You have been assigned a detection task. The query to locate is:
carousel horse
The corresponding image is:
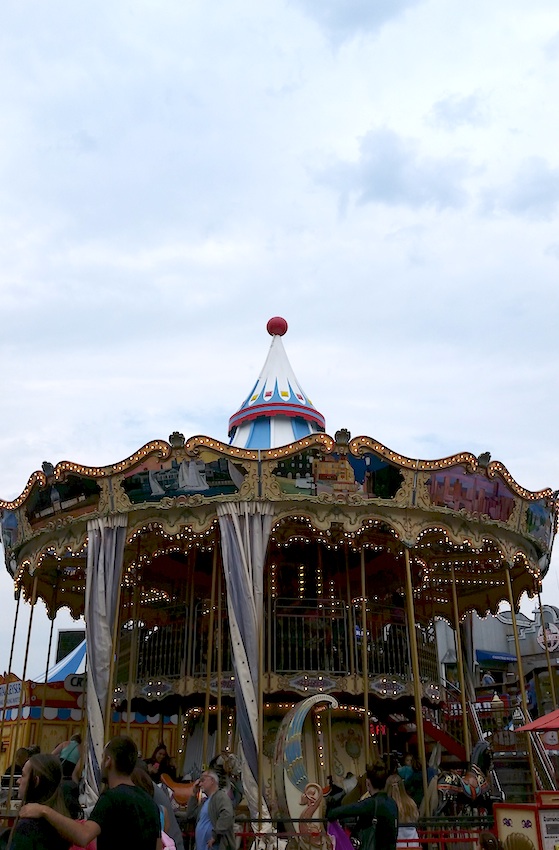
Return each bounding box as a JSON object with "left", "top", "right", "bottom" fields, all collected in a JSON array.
[
  {"left": 209, "top": 750, "right": 244, "bottom": 807},
  {"left": 435, "top": 739, "right": 493, "bottom": 816},
  {"left": 160, "top": 774, "right": 196, "bottom": 808},
  {"left": 324, "top": 773, "right": 365, "bottom": 814}
]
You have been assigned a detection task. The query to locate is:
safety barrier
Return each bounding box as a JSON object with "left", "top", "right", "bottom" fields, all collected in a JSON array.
[{"left": 179, "top": 816, "right": 494, "bottom": 850}]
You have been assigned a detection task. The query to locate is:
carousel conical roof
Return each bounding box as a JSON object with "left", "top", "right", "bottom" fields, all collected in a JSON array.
[{"left": 228, "top": 317, "right": 325, "bottom": 449}]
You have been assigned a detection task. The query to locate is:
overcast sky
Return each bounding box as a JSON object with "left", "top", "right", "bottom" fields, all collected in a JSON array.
[{"left": 1, "top": 0, "right": 559, "bottom": 678}]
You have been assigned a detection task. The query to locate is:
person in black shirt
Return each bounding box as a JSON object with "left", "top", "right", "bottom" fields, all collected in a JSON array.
[
  {"left": 20, "top": 735, "right": 161, "bottom": 850},
  {"left": 328, "top": 761, "right": 398, "bottom": 850}
]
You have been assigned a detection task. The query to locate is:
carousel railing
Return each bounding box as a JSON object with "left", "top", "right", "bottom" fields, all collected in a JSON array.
[
  {"left": 136, "top": 618, "right": 190, "bottom": 680},
  {"left": 273, "top": 598, "right": 349, "bottom": 675},
  {"left": 118, "top": 605, "right": 191, "bottom": 682},
  {"left": 512, "top": 706, "right": 556, "bottom": 791},
  {"left": 190, "top": 598, "right": 233, "bottom": 678},
  {"left": 352, "top": 602, "right": 412, "bottom": 679},
  {"left": 352, "top": 603, "right": 439, "bottom": 683},
  {"left": 128, "top": 597, "right": 440, "bottom": 683}
]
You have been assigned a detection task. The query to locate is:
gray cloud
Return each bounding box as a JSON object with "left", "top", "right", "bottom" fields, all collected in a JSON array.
[
  {"left": 292, "top": 0, "right": 423, "bottom": 43},
  {"left": 428, "top": 92, "right": 489, "bottom": 130},
  {"left": 318, "top": 128, "right": 469, "bottom": 210},
  {"left": 482, "top": 156, "right": 559, "bottom": 219}
]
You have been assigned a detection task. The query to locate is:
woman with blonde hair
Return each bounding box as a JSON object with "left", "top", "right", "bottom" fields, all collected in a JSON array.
[{"left": 385, "top": 774, "right": 419, "bottom": 847}]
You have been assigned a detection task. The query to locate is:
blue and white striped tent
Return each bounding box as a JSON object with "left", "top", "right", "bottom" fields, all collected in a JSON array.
[{"left": 33, "top": 639, "right": 86, "bottom": 683}]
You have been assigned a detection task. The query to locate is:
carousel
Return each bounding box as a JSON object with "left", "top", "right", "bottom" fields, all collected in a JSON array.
[{"left": 0, "top": 316, "right": 557, "bottom": 827}]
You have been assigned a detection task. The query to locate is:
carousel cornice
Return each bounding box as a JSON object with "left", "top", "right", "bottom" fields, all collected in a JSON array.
[
  {"left": 1, "top": 424, "right": 556, "bottom": 622},
  {"left": 2, "top": 432, "right": 555, "bottom": 512}
]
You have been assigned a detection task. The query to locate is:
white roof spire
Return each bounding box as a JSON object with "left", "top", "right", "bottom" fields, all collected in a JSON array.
[{"left": 228, "top": 317, "right": 325, "bottom": 449}]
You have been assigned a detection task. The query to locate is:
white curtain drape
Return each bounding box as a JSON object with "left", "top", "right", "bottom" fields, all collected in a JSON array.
[
  {"left": 83, "top": 514, "right": 127, "bottom": 808},
  {"left": 217, "top": 502, "right": 274, "bottom": 823}
]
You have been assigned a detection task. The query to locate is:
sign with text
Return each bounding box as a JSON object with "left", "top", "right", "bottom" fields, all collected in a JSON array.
[{"left": 0, "top": 682, "right": 22, "bottom": 708}]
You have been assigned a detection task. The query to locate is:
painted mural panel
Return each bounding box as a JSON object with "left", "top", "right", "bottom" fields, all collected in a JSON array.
[
  {"left": 273, "top": 450, "right": 403, "bottom": 499},
  {"left": 427, "top": 467, "right": 515, "bottom": 522},
  {"left": 526, "top": 499, "right": 554, "bottom": 549},
  {"left": 25, "top": 475, "right": 101, "bottom": 528},
  {"left": 121, "top": 455, "right": 246, "bottom": 503},
  {"left": 0, "top": 510, "right": 21, "bottom": 551}
]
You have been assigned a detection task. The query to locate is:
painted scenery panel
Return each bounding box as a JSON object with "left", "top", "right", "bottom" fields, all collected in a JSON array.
[
  {"left": 121, "top": 455, "right": 246, "bottom": 503},
  {"left": 427, "top": 468, "right": 515, "bottom": 522},
  {"left": 0, "top": 510, "right": 21, "bottom": 551},
  {"left": 526, "top": 499, "right": 554, "bottom": 549},
  {"left": 25, "top": 475, "right": 101, "bottom": 528},
  {"left": 273, "top": 450, "right": 403, "bottom": 499}
]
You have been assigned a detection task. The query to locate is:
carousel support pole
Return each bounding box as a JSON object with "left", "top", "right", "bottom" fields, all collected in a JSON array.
[
  {"left": 118, "top": 586, "right": 132, "bottom": 736},
  {"left": 37, "top": 596, "right": 57, "bottom": 748},
  {"left": 181, "top": 548, "right": 195, "bottom": 682},
  {"left": 450, "top": 564, "right": 471, "bottom": 760},
  {"left": 386, "top": 722, "right": 390, "bottom": 756},
  {"left": 179, "top": 557, "right": 192, "bottom": 682},
  {"left": 267, "top": 557, "right": 272, "bottom": 691},
  {"left": 505, "top": 563, "right": 537, "bottom": 797},
  {"left": 9, "top": 574, "right": 38, "bottom": 802},
  {"left": 186, "top": 555, "right": 196, "bottom": 679},
  {"left": 403, "top": 547, "right": 429, "bottom": 807},
  {"left": 0, "top": 586, "right": 22, "bottom": 767},
  {"left": 203, "top": 544, "right": 218, "bottom": 768},
  {"left": 345, "top": 545, "right": 355, "bottom": 676},
  {"left": 327, "top": 703, "right": 334, "bottom": 780},
  {"left": 257, "top": 556, "right": 265, "bottom": 826},
  {"left": 104, "top": 572, "right": 123, "bottom": 746},
  {"left": 126, "top": 582, "right": 140, "bottom": 735},
  {"left": 537, "top": 589, "right": 558, "bottom": 709},
  {"left": 217, "top": 565, "right": 223, "bottom": 754},
  {"left": 360, "top": 549, "right": 370, "bottom": 766}
]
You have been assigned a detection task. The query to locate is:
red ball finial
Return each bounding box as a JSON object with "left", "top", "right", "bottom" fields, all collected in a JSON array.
[{"left": 267, "top": 316, "right": 288, "bottom": 336}]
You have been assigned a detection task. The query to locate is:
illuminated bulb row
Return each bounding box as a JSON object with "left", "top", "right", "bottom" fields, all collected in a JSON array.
[
  {"left": 270, "top": 563, "right": 277, "bottom": 598},
  {"left": 315, "top": 711, "right": 325, "bottom": 769},
  {"left": 128, "top": 521, "right": 218, "bottom": 544}
]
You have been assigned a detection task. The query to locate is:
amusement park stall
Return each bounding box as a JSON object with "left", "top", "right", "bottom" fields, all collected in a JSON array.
[{"left": 0, "top": 317, "right": 556, "bottom": 821}]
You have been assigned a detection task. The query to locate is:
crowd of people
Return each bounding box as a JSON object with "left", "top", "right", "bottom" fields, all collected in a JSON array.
[
  {"left": 0, "top": 733, "right": 440, "bottom": 850},
  {"left": 0, "top": 736, "right": 191, "bottom": 850},
  {"left": 326, "top": 753, "right": 432, "bottom": 850}
]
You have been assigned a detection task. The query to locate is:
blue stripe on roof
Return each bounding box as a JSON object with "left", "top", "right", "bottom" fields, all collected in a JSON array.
[
  {"left": 246, "top": 418, "right": 271, "bottom": 449},
  {"left": 292, "top": 418, "right": 311, "bottom": 441}
]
